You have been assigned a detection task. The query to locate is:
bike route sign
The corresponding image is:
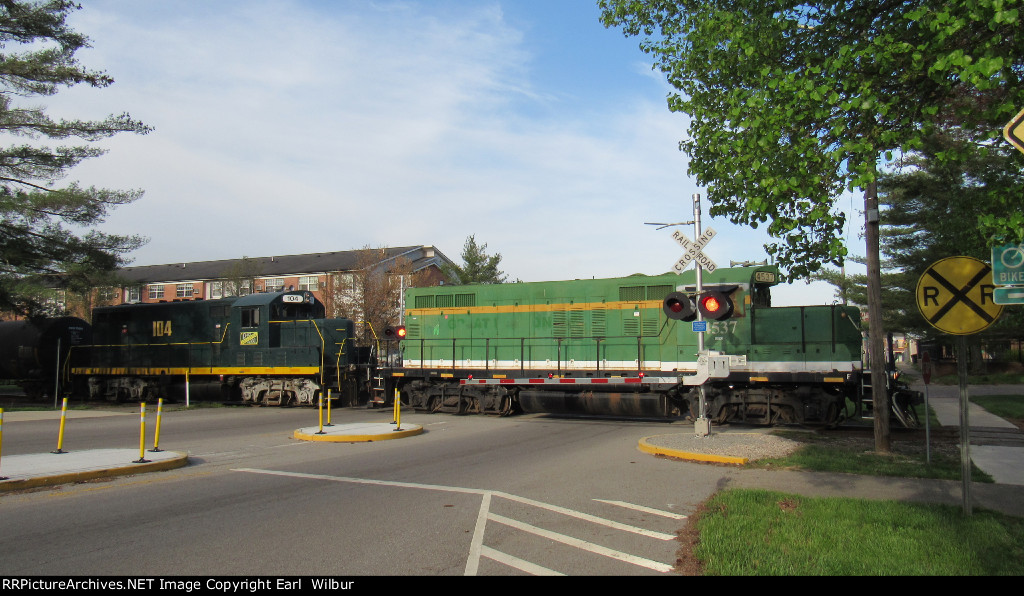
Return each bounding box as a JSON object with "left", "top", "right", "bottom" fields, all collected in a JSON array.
[
  {"left": 916, "top": 256, "right": 1003, "bottom": 335},
  {"left": 992, "top": 241, "right": 1024, "bottom": 283}
]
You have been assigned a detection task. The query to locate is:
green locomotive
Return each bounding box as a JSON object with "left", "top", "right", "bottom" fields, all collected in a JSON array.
[
  {"left": 70, "top": 290, "right": 367, "bottom": 406},
  {"left": 391, "top": 265, "right": 871, "bottom": 425}
]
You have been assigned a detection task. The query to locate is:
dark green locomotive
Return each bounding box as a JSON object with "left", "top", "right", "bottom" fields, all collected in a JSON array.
[
  {"left": 390, "top": 265, "right": 875, "bottom": 425},
  {"left": 70, "top": 290, "right": 366, "bottom": 406}
]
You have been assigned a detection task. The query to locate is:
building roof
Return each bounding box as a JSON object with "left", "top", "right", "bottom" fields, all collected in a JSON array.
[{"left": 114, "top": 246, "right": 454, "bottom": 284}]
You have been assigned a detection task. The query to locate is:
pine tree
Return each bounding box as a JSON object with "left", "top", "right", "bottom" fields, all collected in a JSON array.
[
  {"left": 442, "top": 235, "right": 507, "bottom": 285},
  {"left": 1, "top": 0, "right": 152, "bottom": 316}
]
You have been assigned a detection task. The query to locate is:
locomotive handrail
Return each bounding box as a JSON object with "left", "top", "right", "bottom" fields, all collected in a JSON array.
[{"left": 407, "top": 332, "right": 681, "bottom": 375}]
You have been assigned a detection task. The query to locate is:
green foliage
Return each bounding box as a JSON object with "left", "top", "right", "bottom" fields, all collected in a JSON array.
[
  {"left": 816, "top": 129, "right": 1024, "bottom": 340},
  {"left": 0, "top": 0, "right": 152, "bottom": 316},
  {"left": 599, "top": 0, "right": 1024, "bottom": 280},
  {"left": 442, "top": 235, "right": 507, "bottom": 285}
]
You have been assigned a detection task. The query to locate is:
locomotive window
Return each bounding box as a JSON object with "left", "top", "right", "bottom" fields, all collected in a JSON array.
[
  {"left": 751, "top": 285, "right": 772, "bottom": 308},
  {"left": 241, "top": 307, "right": 260, "bottom": 328}
]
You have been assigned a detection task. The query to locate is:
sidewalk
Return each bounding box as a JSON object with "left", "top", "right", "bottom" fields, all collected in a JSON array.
[
  {"left": 638, "top": 376, "right": 1024, "bottom": 517},
  {"left": 0, "top": 409, "right": 421, "bottom": 493}
]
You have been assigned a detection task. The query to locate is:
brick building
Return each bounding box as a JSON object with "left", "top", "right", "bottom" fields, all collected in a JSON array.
[{"left": 55, "top": 246, "right": 455, "bottom": 324}]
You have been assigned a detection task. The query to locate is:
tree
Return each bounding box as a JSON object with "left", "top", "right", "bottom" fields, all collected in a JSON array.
[
  {"left": 220, "top": 257, "right": 262, "bottom": 297},
  {"left": 818, "top": 129, "right": 1024, "bottom": 367},
  {"left": 442, "top": 235, "right": 507, "bottom": 285},
  {"left": 0, "top": 0, "right": 151, "bottom": 317},
  {"left": 325, "top": 246, "right": 432, "bottom": 342},
  {"left": 600, "top": 0, "right": 1024, "bottom": 452}
]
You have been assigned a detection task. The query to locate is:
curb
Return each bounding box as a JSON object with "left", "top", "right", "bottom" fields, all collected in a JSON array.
[
  {"left": 293, "top": 423, "right": 423, "bottom": 442},
  {"left": 0, "top": 452, "right": 189, "bottom": 493},
  {"left": 637, "top": 436, "right": 749, "bottom": 465}
]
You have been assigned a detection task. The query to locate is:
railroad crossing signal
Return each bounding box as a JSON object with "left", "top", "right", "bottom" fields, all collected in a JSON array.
[
  {"left": 383, "top": 325, "right": 406, "bottom": 340},
  {"left": 916, "top": 256, "right": 1002, "bottom": 335},
  {"left": 697, "top": 290, "right": 733, "bottom": 320},
  {"left": 671, "top": 226, "right": 718, "bottom": 273}
]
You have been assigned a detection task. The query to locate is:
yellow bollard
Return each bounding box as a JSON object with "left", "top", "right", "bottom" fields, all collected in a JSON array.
[
  {"left": 0, "top": 408, "right": 6, "bottom": 480},
  {"left": 149, "top": 398, "right": 164, "bottom": 452},
  {"left": 325, "top": 388, "right": 333, "bottom": 426},
  {"left": 315, "top": 394, "right": 325, "bottom": 434},
  {"left": 134, "top": 402, "right": 150, "bottom": 463},
  {"left": 52, "top": 397, "right": 68, "bottom": 454},
  {"left": 393, "top": 387, "right": 402, "bottom": 431}
]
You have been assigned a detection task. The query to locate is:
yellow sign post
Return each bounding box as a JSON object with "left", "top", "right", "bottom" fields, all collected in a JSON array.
[{"left": 916, "top": 256, "right": 1003, "bottom": 515}]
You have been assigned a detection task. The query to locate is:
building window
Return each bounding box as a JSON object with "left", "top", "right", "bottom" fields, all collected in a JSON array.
[
  {"left": 148, "top": 285, "right": 164, "bottom": 300},
  {"left": 299, "top": 276, "right": 319, "bottom": 291},
  {"left": 176, "top": 284, "right": 194, "bottom": 298},
  {"left": 98, "top": 287, "right": 117, "bottom": 302},
  {"left": 126, "top": 287, "right": 140, "bottom": 303},
  {"left": 44, "top": 290, "right": 66, "bottom": 314},
  {"left": 210, "top": 281, "right": 223, "bottom": 299},
  {"left": 264, "top": 278, "right": 284, "bottom": 292}
]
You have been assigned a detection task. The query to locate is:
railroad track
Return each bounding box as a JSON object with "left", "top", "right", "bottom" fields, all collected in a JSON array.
[{"left": 832, "top": 423, "right": 1024, "bottom": 447}]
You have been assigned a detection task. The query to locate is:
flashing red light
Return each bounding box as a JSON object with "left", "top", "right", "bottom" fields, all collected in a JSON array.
[
  {"left": 697, "top": 290, "right": 733, "bottom": 320},
  {"left": 701, "top": 295, "right": 722, "bottom": 313}
]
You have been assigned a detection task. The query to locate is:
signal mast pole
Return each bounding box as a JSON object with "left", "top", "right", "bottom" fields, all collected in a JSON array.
[
  {"left": 692, "top": 194, "right": 709, "bottom": 432},
  {"left": 693, "top": 193, "right": 705, "bottom": 354}
]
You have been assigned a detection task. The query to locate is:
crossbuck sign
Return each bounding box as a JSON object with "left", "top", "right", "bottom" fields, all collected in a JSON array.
[{"left": 672, "top": 227, "right": 718, "bottom": 274}]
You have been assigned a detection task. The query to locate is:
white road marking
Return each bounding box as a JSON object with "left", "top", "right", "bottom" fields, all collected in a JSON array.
[
  {"left": 593, "top": 499, "right": 688, "bottom": 520},
  {"left": 488, "top": 513, "right": 674, "bottom": 573},
  {"left": 479, "top": 545, "right": 564, "bottom": 576},
  {"left": 234, "top": 468, "right": 677, "bottom": 575},
  {"left": 464, "top": 491, "right": 491, "bottom": 576}
]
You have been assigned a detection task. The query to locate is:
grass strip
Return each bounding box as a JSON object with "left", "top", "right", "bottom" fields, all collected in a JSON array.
[{"left": 688, "top": 489, "right": 1024, "bottom": 575}]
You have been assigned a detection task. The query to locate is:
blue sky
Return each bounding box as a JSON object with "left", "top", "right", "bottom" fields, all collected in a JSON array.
[{"left": 49, "top": 0, "right": 852, "bottom": 305}]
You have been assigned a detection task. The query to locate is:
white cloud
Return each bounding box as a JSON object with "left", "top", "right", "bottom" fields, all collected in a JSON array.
[{"left": 34, "top": 0, "right": 847, "bottom": 305}]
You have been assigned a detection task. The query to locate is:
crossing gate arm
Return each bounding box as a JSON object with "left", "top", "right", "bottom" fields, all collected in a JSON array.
[{"left": 677, "top": 352, "right": 731, "bottom": 386}]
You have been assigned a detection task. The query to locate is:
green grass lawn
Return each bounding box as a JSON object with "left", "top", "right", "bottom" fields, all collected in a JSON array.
[
  {"left": 680, "top": 401, "right": 1022, "bottom": 575},
  {"left": 685, "top": 489, "right": 1024, "bottom": 575}
]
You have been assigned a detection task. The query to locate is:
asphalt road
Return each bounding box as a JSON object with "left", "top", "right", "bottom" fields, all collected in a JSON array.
[{"left": 0, "top": 404, "right": 730, "bottom": 576}]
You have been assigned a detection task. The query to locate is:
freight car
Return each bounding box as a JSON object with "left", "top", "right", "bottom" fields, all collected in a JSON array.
[
  {"left": 66, "top": 290, "right": 371, "bottom": 407},
  {"left": 385, "top": 265, "right": 920, "bottom": 427},
  {"left": 0, "top": 316, "right": 91, "bottom": 400}
]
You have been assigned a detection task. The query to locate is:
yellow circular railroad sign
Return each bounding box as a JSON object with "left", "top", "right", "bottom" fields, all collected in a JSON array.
[{"left": 916, "top": 256, "right": 1003, "bottom": 335}]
